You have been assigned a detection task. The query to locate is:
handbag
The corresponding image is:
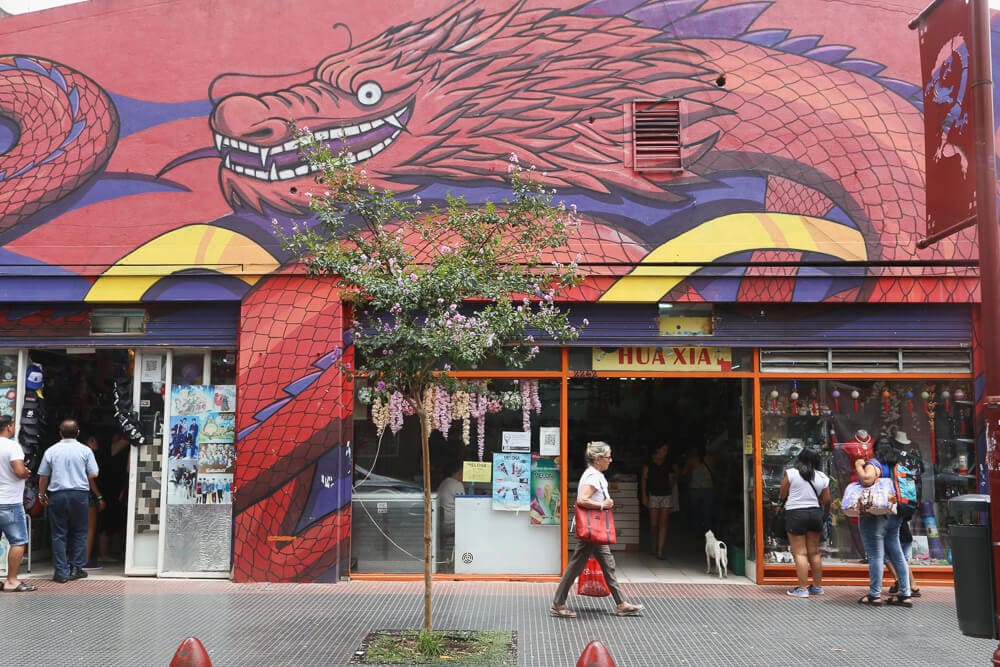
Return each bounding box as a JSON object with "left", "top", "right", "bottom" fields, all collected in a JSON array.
[
  {"left": 574, "top": 503, "right": 617, "bottom": 545},
  {"left": 577, "top": 557, "right": 611, "bottom": 597},
  {"left": 841, "top": 477, "right": 897, "bottom": 517}
]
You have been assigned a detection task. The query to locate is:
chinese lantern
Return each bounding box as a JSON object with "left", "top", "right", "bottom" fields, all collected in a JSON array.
[
  {"left": 941, "top": 389, "right": 951, "bottom": 412},
  {"left": 881, "top": 388, "right": 890, "bottom": 412},
  {"left": 905, "top": 389, "right": 914, "bottom": 413},
  {"left": 769, "top": 389, "right": 779, "bottom": 413},
  {"left": 851, "top": 389, "right": 860, "bottom": 412},
  {"left": 832, "top": 389, "right": 840, "bottom": 412},
  {"left": 790, "top": 390, "right": 799, "bottom": 415}
]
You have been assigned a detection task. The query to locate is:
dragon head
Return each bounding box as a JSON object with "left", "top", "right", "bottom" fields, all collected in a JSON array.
[{"left": 209, "top": 1, "right": 725, "bottom": 214}]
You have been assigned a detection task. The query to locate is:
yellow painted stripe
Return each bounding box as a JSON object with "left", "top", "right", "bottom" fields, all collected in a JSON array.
[
  {"left": 86, "top": 225, "right": 280, "bottom": 302},
  {"left": 599, "top": 213, "right": 868, "bottom": 303}
]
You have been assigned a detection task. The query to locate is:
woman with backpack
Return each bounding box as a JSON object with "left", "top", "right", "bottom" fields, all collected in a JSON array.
[
  {"left": 855, "top": 442, "right": 913, "bottom": 607},
  {"left": 882, "top": 435, "right": 922, "bottom": 598},
  {"left": 778, "top": 448, "right": 831, "bottom": 598}
]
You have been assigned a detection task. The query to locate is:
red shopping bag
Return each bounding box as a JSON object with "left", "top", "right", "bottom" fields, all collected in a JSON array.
[{"left": 577, "top": 557, "right": 611, "bottom": 597}]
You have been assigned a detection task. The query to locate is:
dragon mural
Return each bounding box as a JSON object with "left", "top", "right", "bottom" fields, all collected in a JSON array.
[{"left": 0, "top": 0, "right": 990, "bottom": 580}]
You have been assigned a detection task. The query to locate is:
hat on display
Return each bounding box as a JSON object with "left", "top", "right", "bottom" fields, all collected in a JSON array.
[
  {"left": 25, "top": 362, "right": 43, "bottom": 390},
  {"left": 20, "top": 407, "right": 38, "bottom": 426},
  {"left": 894, "top": 431, "right": 912, "bottom": 446}
]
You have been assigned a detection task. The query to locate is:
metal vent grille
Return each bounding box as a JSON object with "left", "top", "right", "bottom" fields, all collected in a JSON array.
[
  {"left": 633, "top": 100, "right": 682, "bottom": 171},
  {"left": 760, "top": 348, "right": 971, "bottom": 374}
]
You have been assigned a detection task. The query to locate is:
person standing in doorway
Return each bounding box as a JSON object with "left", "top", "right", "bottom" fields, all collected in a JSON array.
[
  {"left": 683, "top": 449, "right": 716, "bottom": 535},
  {"left": 551, "top": 441, "right": 644, "bottom": 618},
  {"left": 0, "top": 414, "right": 36, "bottom": 592},
  {"left": 38, "top": 419, "right": 103, "bottom": 583},
  {"left": 641, "top": 442, "right": 677, "bottom": 560}
]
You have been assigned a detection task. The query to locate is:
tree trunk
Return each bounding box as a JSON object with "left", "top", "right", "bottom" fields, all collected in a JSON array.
[{"left": 418, "top": 405, "right": 433, "bottom": 632}]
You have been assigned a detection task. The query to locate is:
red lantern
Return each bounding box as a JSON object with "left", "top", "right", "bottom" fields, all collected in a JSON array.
[
  {"left": 881, "top": 388, "right": 890, "bottom": 412},
  {"left": 851, "top": 390, "right": 860, "bottom": 412}
]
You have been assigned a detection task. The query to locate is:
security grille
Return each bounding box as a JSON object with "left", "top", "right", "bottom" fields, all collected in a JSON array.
[{"left": 760, "top": 348, "right": 971, "bottom": 374}]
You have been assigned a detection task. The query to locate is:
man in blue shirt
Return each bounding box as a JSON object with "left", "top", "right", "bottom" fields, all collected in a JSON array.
[{"left": 38, "top": 419, "right": 103, "bottom": 583}]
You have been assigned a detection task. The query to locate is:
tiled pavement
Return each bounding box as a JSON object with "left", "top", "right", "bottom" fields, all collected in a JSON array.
[{"left": 2, "top": 577, "right": 996, "bottom": 666}]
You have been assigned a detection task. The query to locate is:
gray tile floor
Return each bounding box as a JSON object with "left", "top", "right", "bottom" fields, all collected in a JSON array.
[{"left": 1, "top": 575, "right": 995, "bottom": 666}]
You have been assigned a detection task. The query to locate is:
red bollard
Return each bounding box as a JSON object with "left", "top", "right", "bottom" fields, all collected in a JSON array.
[
  {"left": 169, "top": 637, "right": 213, "bottom": 667},
  {"left": 576, "top": 640, "right": 617, "bottom": 667}
]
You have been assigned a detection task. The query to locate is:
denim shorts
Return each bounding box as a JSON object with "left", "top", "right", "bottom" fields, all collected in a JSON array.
[{"left": 0, "top": 502, "right": 29, "bottom": 546}]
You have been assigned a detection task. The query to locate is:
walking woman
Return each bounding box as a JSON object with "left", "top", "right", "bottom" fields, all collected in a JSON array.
[
  {"left": 551, "top": 441, "right": 644, "bottom": 618},
  {"left": 641, "top": 442, "right": 677, "bottom": 560},
  {"left": 855, "top": 444, "right": 912, "bottom": 606},
  {"left": 779, "top": 448, "right": 831, "bottom": 597}
]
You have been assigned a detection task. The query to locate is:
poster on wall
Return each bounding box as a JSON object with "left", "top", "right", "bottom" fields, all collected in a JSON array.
[
  {"left": 171, "top": 385, "right": 212, "bottom": 415},
  {"left": 200, "top": 412, "right": 235, "bottom": 443},
  {"left": 212, "top": 385, "right": 236, "bottom": 413},
  {"left": 168, "top": 415, "right": 202, "bottom": 460},
  {"left": 196, "top": 473, "right": 233, "bottom": 505},
  {"left": 167, "top": 459, "right": 198, "bottom": 505},
  {"left": 198, "top": 443, "right": 235, "bottom": 474},
  {"left": 492, "top": 453, "right": 530, "bottom": 512},
  {"left": 463, "top": 461, "right": 492, "bottom": 483},
  {"left": 530, "top": 457, "right": 561, "bottom": 526}
]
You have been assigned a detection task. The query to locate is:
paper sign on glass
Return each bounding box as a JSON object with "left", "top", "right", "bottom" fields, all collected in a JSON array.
[
  {"left": 501, "top": 430, "right": 531, "bottom": 453},
  {"left": 463, "top": 461, "right": 492, "bottom": 483},
  {"left": 492, "top": 453, "right": 530, "bottom": 512},
  {"left": 539, "top": 427, "right": 560, "bottom": 456}
]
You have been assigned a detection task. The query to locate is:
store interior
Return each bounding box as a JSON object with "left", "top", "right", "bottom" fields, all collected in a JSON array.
[
  {"left": 566, "top": 378, "right": 746, "bottom": 581},
  {"left": 17, "top": 349, "right": 134, "bottom": 574}
]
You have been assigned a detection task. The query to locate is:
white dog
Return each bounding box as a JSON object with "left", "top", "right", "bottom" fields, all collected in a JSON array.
[{"left": 705, "top": 530, "right": 728, "bottom": 578}]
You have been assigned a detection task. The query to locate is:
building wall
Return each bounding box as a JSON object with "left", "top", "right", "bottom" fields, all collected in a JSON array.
[{"left": 0, "top": 0, "right": 992, "bottom": 580}]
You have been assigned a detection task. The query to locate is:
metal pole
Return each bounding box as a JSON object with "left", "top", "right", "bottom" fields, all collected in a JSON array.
[{"left": 968, "top": 0, "right": 1000, "bottom": 653}]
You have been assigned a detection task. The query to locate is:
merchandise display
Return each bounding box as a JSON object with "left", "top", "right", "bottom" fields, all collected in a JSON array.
[{"left": 761, "top": 379, "right": 974, "bottom": 567}]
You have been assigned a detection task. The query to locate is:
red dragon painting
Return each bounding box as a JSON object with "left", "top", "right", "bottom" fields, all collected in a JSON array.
[{"left": 0, "top": 0, "right": 989, "bottom": 581}]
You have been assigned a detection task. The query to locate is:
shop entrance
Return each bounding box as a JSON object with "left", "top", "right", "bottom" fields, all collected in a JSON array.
[
  {"left": 567, "top": 377, "right": 746, "bottom": 580},
  {"left": 25, "top": 349, "right": 133, "bottom": 572}
]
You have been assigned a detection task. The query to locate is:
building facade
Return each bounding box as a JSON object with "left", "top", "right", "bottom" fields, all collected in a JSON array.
[{"left": 0, "top": 0, "right": 991, "bottom": 585}]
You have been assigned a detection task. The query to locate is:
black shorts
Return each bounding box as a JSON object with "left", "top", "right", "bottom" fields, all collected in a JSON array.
[{"left": 785, "top": 507, "right": 824, "bottom": 535}]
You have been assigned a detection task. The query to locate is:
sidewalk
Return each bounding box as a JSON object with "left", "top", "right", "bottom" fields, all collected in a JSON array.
[{"left": 1, "top": 577, "right": 994, "bottom": 666}]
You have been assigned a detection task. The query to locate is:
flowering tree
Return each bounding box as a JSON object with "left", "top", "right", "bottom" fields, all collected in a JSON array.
[{"left": 278, "top": 133, "right": 583, "bottom": 632}]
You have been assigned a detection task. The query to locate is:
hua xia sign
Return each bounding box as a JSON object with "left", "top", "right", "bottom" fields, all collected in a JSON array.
[{"left": 592, "top": 346, "right": 732, "bottom": 372}]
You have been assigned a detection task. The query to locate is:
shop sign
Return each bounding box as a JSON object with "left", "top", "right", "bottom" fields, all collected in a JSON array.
[{"left": 592, "top": 346, "right": 732, "bottom": 372}]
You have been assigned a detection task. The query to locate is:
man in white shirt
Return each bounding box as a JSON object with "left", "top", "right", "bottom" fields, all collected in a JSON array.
[
  {"left": 0, "top": 414, "right": 35, "bottom": 591},
  {"left": 38, "top": 419, "right": 102, "bottom": 583}
]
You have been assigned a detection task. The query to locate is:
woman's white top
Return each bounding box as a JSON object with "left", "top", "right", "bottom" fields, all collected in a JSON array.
[
  {"left": 578, "top": 465, "right": 609, "bottom": 502},
  {"left": 784, "top": 468, "right": 829, "bottom": 510}
]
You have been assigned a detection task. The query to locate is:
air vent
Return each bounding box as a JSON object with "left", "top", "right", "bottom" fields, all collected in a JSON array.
[
  {"left": 633, "top": 100, "right": 682, "bottom": 171},
  {"left": 761, "top": 348, "right": 971, "bottom": 374}
]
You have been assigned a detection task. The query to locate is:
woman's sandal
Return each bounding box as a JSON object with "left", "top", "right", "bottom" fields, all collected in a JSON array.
[
  {"left": 889, "top": 584, "right": 921, "bottom": 597},
  {"left": 887, "top": 595, "right": 914, "bottom": 608},
  {"left": 857, "top": 594, "right": 883, "bottom": 606}
]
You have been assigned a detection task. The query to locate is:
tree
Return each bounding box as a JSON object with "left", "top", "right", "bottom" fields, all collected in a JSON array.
[{"left": 278, "top": 132, "right": 583, "bottom": 632}]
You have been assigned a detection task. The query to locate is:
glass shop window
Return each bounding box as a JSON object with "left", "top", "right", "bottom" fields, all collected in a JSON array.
[
  {"left": 761, "top": 379, "right": 974, "bottom": 568},
  {"left": 351, "top": 379, "right": 563, "bottom": 575}
]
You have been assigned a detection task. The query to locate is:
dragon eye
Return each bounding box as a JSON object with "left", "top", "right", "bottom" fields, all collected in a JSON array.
[{"left": 356, "top": 81, "right": 383, "bottom": 106}]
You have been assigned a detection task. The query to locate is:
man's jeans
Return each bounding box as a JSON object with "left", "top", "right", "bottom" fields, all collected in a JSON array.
[{"left": 48, "top": 490, "right": 88, "bottom": 579}]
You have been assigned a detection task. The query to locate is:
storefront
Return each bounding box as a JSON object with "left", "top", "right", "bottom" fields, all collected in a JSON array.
[
  {"left": 348, "top": 303, "right": 975, "bottom": 586},
  {"left": 0, "top": 304, "right": 238, "bottom": 579}
]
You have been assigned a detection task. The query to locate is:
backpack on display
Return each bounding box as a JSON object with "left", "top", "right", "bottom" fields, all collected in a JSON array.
[{"left": 892, "top": 463, "right": 919, "bottom": 520}]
